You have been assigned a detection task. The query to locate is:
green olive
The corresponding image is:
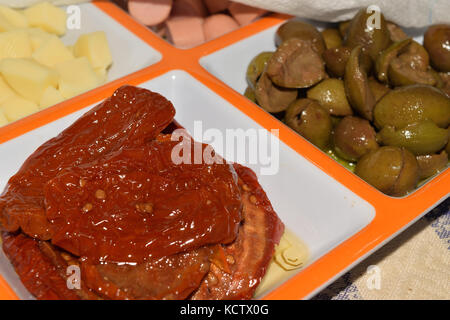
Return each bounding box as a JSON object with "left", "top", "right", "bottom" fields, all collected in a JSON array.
[
  {"left": 323, "top": 47, "right": 351, "bottom": 78},
  {"left": 344, "top": 8, "right": 391, "bottom": 61},
  {"left": 373, "top": 85, "right": 450, "bottom": 129},
  {"left": 275, "top": 20, "right": 326, "bottom": 55},
  {"left": 284, "top": 98, "right": 332, "bottom": 149},
  {"left": 386, "top": 22, "right": 409, "bottom": 42},
  {"left": 339, "top": 21, "right": 350, "bottom": 38},
  {"left": 330, "top": 115, "right": 342, "bottom": 128},
  {"left": 244, "top": 86, "right": 256, "bottom": 102},
  {"left": 368, "top": 77, "right": 390, "bottom": 102},
  {"left": 355, "top": 146, "right": 419, "bottom": 196},
  {"left": 333, "top": 116, "right": 379, "bottom": 161},
  {"left": 246, "top": 52, "right": 273, "bottom": 89},
  {"left": 323, "top": 46, "right": 371, "bottom": 78},
  {"left": 416, "top": 151, "right": 448, "bottom": 179},
  {"left": 377, "top": 120, "right": 449, "bottom": 155},
  {"left": 307, "top": 78, "right": 352, "bottom": 116},
  {"left": 424, "top": 24, "right": 450, "bottom": 72},
  {"left": 255, "top": 72, "right": 298, "bottom": 113},
  {"left": 388, "top": 41, "right": 436, "bottom": 86},
  {"left": 430, "top": 68, "right": 445, "bottom": 89},
  {"left": 439, "top": 72, "right": 450, "bottom": 97},
  {"left": 375, "top": 38, "right": 412, "bottom": 83},
  {"left": 344, "top": 45, "right": 376, "bottom": 121},
  {"left": 266, "top": 38, "right": 325, "bottom": 88},
  {"left": 321, "top": 28, "right": 343, "bottom": 49}
]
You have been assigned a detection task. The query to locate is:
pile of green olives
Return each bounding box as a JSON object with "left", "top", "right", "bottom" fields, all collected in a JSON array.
[{"left": 245, "top": 8, "right": 450, "bottom": 196}]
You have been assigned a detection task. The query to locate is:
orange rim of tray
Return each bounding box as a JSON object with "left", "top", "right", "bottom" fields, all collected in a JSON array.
[{"left": 0, "top": 1, "right": 448, "bottom": 300}]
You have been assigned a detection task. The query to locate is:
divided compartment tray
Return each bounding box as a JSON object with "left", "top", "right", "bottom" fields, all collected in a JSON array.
[{"left": 0, "top": 2, "right": 448, "bottom": 300}]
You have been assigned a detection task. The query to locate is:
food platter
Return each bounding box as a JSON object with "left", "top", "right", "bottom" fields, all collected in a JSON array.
[{"left": 0, "top": 1, "right": 448, "bottom": 300}]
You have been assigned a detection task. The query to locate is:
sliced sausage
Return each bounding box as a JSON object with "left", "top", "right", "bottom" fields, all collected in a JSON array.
[
  {"left": 203, "top": 14, "right": 239, "bottom": 41},
  {"left": 166, "top": 16, "right": 205, "bottom": 48},
  {"left": 128, "top": 0, "right": 173, "bottom": 26},
  {"left": 228, "top": 2, "right": 266, "bottom": 26}
]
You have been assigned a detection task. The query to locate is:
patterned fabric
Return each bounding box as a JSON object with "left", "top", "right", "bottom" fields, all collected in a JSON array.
[{"left": 315, "top": 197, "right": 450, "bottom": 300}]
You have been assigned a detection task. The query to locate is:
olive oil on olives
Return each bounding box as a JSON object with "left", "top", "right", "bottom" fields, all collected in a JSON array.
[
  {"left": 424, "top": 24, "right": 450, "bottom": 72},
  {"left": 275, "top": 20, "right": 326, "bottom": 55},
  {"left": 307, "top": 79, "right": 353, "bottom": 116},
  {"left": 375, "top": 38, "right": 412, "bottom": 83},
  {"left": 266, "top": 38, "right": 325, "bottom": 88},
  {"left": 374, "top": 85, "right": 450, "bottom": 129},
  {"left": 255, "top": 73, "right": 298, "bottom": 113},
  {"left": 321, "top": 28, "right": 342, "bottom": 49},
  {"left": 344, "top": 46, "right": 376, "bottom": 121},
  {"left": 355, "top": 146, "right": 419, "bottom": 196},
  {"left": 388, "top": 41, "right": 436, "bottom": 86},
  {"left": 386, "top": 22, "right": 409, "bottom": 42},
  {"left": 333, "top": 116, "right": 379, "bottom": 161},
  {"left": 344, "top": 8, "right": 391, "bottom": 61},
  {"left": 244, "top": 86, "right": 257, "bottom": 102},
  {"left": 368, "top": 77, "right": 390, "bottom": 102},
  {"left": 246, "top": 51, "right": 273, "bottom": 89},
  {"left": 378, "top": 120, "right": 449, "bottom": 155},
  {"left": 244, "top": 14, "right": 450, "bottom": 197},
  {"left": 323, "top": 46, "right": 351, "bottom": 78},
  {"left": 284, "top": 99, "right": 332, "bottom": 149},
  {"left": 416, "top": 151, "right": 448, "bottom": 180}
]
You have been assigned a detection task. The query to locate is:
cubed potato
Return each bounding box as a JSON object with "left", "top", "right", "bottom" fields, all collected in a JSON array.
[
  {"left": 94, "top": 67, "right": 107, "bottom": 83},
  {"left": 32, "top": 35, "right": 74, "bottom": 67},
  {"left": 39, "top": 86, "right": 64, "bottom": 109},
  {"left": 0, "top": 6, "right": 28, "bottom": 28},
  {"left": 24, "top": 2, "right": 67, "bottom": 36},
  {"left": 0, "top": 75, "right": 17, "bottom": 105},
  {"left": 55, "top": 57, "right": 101, "bottom": 99},
  {"left": 0, "top": 95, "right": 39, "bottom": 122},
  {"left": 0, "top": 109, "right": 8, "bottom": 126},
  {"left": 0, "top": 13, "right": 14, "bottom": 32},
  {"left": 0, "top": 30, "right": 32, "bottom": 59},
  {"left": 73, "top": 31, "right": 112, "bottom": 70},
  {"left": 0, "top": 58, "right": 58, "bottom": 104},
  {"left": 27, "top": 27, "right": 52, "bottom": 52}
]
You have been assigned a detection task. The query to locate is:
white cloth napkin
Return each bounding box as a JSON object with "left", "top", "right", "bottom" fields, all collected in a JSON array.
[
  {"left": 234, "top": 0, "right": 450, "bottom": 28},
  {"left": 0, "top": 0, "right": 89, "bottom": 8}
]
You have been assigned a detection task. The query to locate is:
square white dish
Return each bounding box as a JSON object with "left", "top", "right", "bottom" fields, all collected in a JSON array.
[
  {"left": 61, "top": 2, "right": 161, "bottom": 83},
  {"left": 0, "top": 70, "right": 375, "bottom": 299}
]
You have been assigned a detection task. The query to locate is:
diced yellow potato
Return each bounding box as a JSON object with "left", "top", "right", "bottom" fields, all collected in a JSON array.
[
  {"left": 0, "top": 6, "right": 28, "bottom": 28},
  {"left": 39, "top": 86, "right": 64, "bottom": 109},
  {"left": 27, "top": 27, "right": 52, "bottom": 52},
  {"left": 73, "top": 31, "right": 112, "bottom": 70},
  {"left": 0, "top": 109, "right": 8, "bottom": 126},
  {"left": 0, "top": 12, "right": 15, "bottom": 32},
  {"left": 55, "top": 57, "right": 101, "bottom": 99},
  {"left": 32, "top": 35, "right": 74, "bottom": 67},
  {"left": 0, "top": 95, "right": 39, "bottom": 122},
  {"left": 0, "top": 75, "right": 17, "bottom": 105},
  {"left": 24, "top": 2, "right": 67, "bottom": 36},
  {"left": 0, "top": 58, "right": 58, "bottom": 104},
  {"left": 94, "top": 67, "right": 107, "bottom": 83},
  {"left": 0, "top": 29, "right": 32, "bottom": 59}
]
